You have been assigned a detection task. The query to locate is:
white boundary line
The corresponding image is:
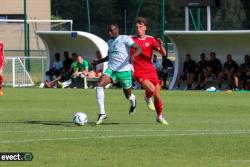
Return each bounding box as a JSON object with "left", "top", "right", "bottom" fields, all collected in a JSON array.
[
  {"left": 231, "top": 160, "right": 250, "bottom": 163},
  {"left": 0, "top": 131, "right": 250, "bottom": 144},
  {"left": 0, "top": 129, "right": 249, "bottom": 133}
]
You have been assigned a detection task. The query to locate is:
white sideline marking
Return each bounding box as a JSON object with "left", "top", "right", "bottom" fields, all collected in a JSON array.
[
  {"left": 0, "top": 131, "right": 250, "bottom": 144},
  {"left": 0, "top": 129, "right": 249, "bottom": 133},
  {"left": 231, "top": 160, "right": 250, "bottom": 163}
]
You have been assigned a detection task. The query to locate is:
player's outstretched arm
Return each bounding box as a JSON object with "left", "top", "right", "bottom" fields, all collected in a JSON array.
[{"left": 92, "top": 56, "right": 109, "bottom": 65}]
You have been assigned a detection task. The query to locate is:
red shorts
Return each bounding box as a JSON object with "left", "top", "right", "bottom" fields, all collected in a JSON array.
[{"left": 133, "top": 69, "right": 161, "bottom": 86}]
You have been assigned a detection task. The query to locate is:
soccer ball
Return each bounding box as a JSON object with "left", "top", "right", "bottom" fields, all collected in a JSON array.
[{"left": 73, "top": 112, "right": 88, "bottom": 125}]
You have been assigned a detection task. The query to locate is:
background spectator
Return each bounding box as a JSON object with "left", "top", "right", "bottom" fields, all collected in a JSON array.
[
  {"left": 92, "top": 50, "right": 104, "bottom": 77},
  {"left": 45, "top": 53, "right": 63, "bottom": 81},
  {"left": 176, "top": 54, "right": 196, "bottom": 90},
  {"left": 204, "top": 52, "right": 222, "bottom": 88},
  {"left": 238, "top": 54, "right": 250, "bottom": 90},
  {"left": 161, "top": 56, "right": 173, "bottom": 89},
  {"left": 218, "top": 54, "right": 239, "bottom": 89},
  {"left": 63, "top": 51, "right": 73, "bottom": 72},
  {"left": 196, "top": 53, "right": 208, "bottom": 90},
  {"left": 153, "top": 54, "right": 163, "bottom": 79}
]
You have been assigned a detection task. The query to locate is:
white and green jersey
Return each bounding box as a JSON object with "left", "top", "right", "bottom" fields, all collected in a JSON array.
[{"left": 107, "top": 35, "right": 135, "bottom": 71}]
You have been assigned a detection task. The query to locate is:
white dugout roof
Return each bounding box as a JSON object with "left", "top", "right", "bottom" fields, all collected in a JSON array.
[
  {"left": 36, "top": 31, "right": 108, "bottom": 71},
  {"left": 165, "top": 30, "right": 250, "bottom": 89}
]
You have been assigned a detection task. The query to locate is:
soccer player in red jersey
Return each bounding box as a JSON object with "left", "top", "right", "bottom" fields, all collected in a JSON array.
[
  {"left": 0, "top": 41, "right": 6, "bottom": 96},
  {"left": 130, "top": 17, "right": 168, "bottom": 125}
]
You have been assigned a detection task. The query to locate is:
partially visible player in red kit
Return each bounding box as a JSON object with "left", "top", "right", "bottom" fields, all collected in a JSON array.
[
  {"left": 0, "top": 41, "right": 5, "bottom": 96},
  {"left": 130, "top": 17, "right": 168, "bottom": 125}
]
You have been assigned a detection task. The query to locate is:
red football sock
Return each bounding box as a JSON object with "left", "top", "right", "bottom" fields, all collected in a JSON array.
[
  {"left": 154, "top": 98, "right": 163, "bottom": 116},
  {"left": 145, "top": 89, "right": 153, "bottom": 98}
]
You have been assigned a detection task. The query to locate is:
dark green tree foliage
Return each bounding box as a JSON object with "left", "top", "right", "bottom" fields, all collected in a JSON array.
[
  {"left": 52, "top": 0, "right": 86, "bottom": 30},
  {"left": 52, "top": 0, "right": 249, "bottom": 38},
  {"left": 213, "top": 0, "right": 246, "bottom": 30}
]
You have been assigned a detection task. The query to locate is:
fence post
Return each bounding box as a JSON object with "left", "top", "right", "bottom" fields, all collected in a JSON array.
[{"left": 12, "top": 58, "right": 16, "bottom": 87}]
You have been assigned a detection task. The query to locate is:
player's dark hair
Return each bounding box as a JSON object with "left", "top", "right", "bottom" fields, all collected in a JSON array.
[
  {"left": 135, "top": 17, "right": 148, "bottom": 26},
  {"left": 107, "top": 24, "right": 119, "bottom": 31}
]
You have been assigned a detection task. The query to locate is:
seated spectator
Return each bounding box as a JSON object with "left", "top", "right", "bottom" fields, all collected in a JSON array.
[
  {"left": 44, "top": 52, "right": 75, "bottom": 88},
  {"left": 196, "top": 53, "right": 208, "bottom": 90},
  {"left": 204, "top": 52, "right": 222, "bottom": 88},
  {"left": 237, "top": 54, "right": 250, "bottom": 90},
  {"left": 161, "top": 56, "right": 173, "bottom": 89},
  {"left": 247, "top": 68, "right": 250, "bottom": 90},
  {"left": 91, "top": 50, "right": 104, "bottom": 78},
  {"left": 45, "top": 53, "right": 63, "bottom": 81},
  {"left": 176, "top": 54, "right": 196, "bottom": 90},
  {"left": 44, "top": 69, "right": 73, "bottom": 88},
  {"left": 218, "top": 54, "right": 239, "bottom": 90},
  {"left": 153, "top": 54, "right": 163, "bottom": 79},
  {"left": 63, "top": 51, "right": 74, "bottom": 72},
  {"left": 71, "top": 54, "right": 91, "bottom": 87}
]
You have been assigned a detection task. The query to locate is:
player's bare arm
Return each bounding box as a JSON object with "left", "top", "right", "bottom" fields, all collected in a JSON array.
[
  {"left": 93, "top": 55, "right": 109, "bottom": 65},
  {"left": 155, "top": 38, "right": 167, "bottom": 57}
]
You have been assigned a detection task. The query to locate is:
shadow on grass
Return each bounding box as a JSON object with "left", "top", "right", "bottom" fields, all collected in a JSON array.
[
  {"left": 0, "top": 120, "right": 154, "bottom": 127},
  {"left": 24, "top": 121, "right": 121, "bottom": 127}
]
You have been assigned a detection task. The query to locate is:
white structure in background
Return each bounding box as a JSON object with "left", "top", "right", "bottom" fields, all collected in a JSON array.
[
  {"left": 37, "top": 31, "right": 108, "bottom": 72},
  {"left": 3, "top": 57, "right": 34, "bottom": 87},
  {"left": 165, "top": 30, "right": 250, "bottom": 90},
  {"left": 37, "top": 31, "right": 109, "bottom": 88}
]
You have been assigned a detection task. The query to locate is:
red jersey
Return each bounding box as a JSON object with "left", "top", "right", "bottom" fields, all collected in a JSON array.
[
  {"left": 130, "top": 35, "right": 162, "bottom": 85},
  {"left": 0, "top": 42, "right": 3, "bottom": 66},
  {"left": 130, "top": 35, "right": 160, "bottom": 72}
]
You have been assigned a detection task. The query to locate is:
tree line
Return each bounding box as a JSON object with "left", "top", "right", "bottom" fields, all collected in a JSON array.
[{"left": 52, "top": 0, "right": 249, "bottom": 39}]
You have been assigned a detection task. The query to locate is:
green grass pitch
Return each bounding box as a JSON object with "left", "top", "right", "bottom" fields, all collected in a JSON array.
[{"left": 0, "top": 88, "right": 250, "bottom": 167}]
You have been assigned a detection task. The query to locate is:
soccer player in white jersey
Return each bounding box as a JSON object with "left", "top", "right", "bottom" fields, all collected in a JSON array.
[{"left": 93, "top": 24, "right": 142, "bottom": 125}]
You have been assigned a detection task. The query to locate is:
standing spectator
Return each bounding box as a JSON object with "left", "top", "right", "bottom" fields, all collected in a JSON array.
[
  {"left": 0, "top": 41, "right": 6, "bottom": 96},
  {"left": 130, "top": 17, "right": 168, "bottom": 125},
  {"left": 218, "top": 54, "right": 239, "bottom": 90},
  {"left": 196, "top": 53, "right": 208, "bottom": 89},
  {"left": 176, "top": 54, "right": 196, "bottom": 90}
]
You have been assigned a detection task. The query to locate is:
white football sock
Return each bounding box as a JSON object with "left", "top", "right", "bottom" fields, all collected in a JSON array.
[
  {"left": 96, "top": 87, "right": 106, "bottom": 115},
  {"left": 128, "top": 94, "right": 136, "bottom": 107},
  {"left": 157, "top": 115, "right": 163, "bottom": 120}
]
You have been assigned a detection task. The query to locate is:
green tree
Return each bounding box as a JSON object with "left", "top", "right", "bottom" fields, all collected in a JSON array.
[
  {"left": 240, "top": 0, "right": 250, "bottom": 28},
  {"left": 213, "top": 0, "right": 246, "bottom": 30}
]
